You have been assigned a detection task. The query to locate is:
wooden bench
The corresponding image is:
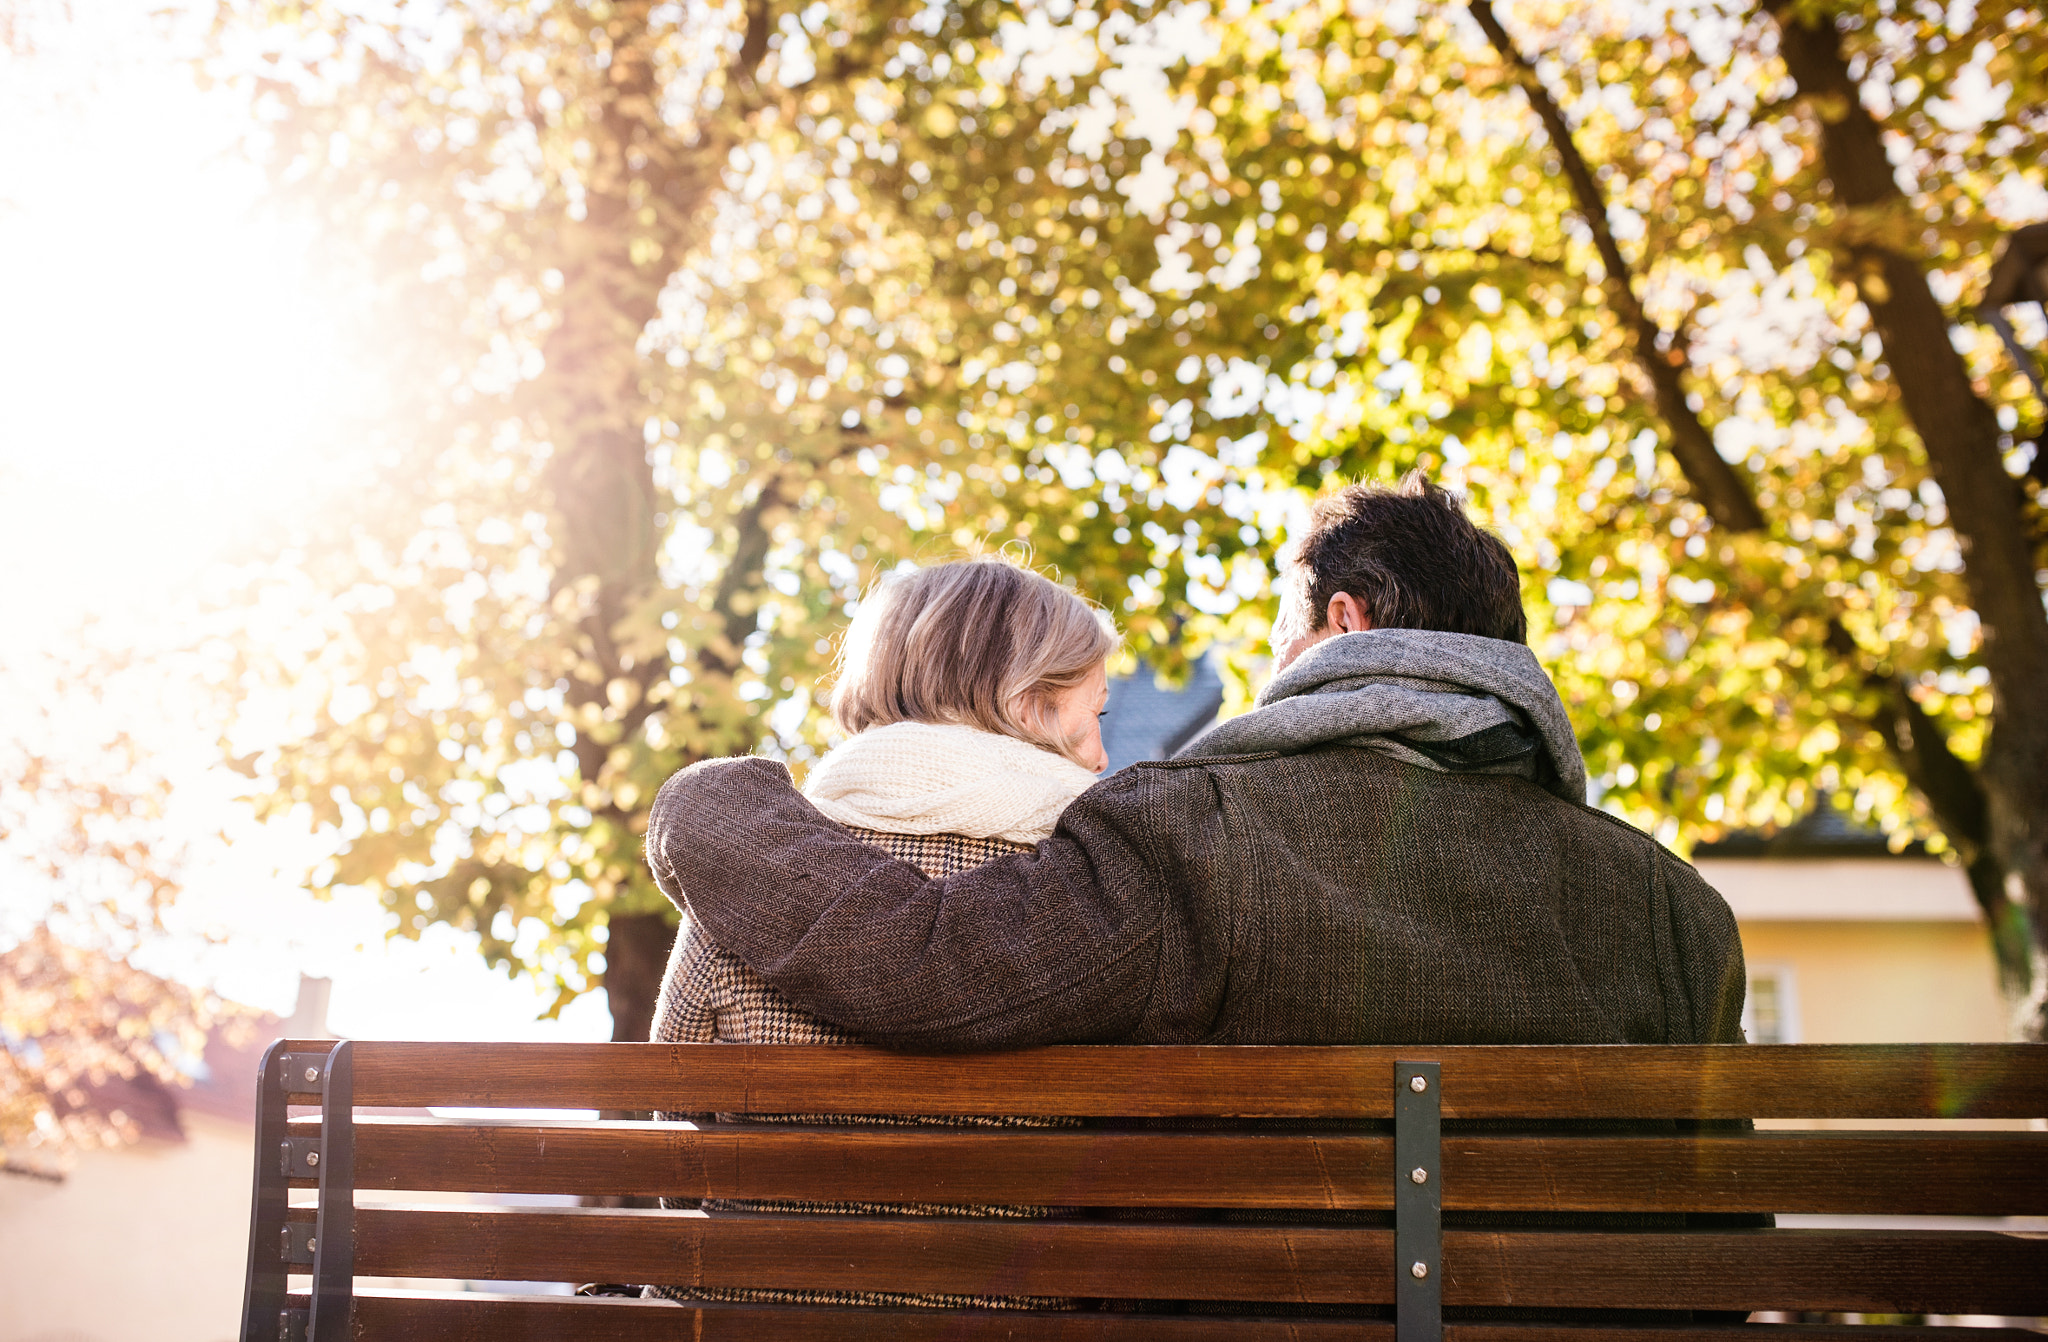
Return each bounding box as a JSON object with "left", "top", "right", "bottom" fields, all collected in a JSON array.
[{"left": 239, "top": 1039, "right": 2048, "bottom": 1340}]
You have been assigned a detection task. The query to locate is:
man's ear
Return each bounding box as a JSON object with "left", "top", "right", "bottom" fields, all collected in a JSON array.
[{"left": 1325, "top": 591, "right": 1373, "bottom": 634}]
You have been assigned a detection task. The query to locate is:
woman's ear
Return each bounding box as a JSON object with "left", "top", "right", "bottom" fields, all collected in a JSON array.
[{"left": 1325, "top": 591, "right": 1373, "bottom": 634}]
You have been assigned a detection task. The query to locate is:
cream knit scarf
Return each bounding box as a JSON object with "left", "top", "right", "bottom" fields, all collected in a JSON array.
[{"left": 801, "top": 720, "right": 1100, "bottom": 845}]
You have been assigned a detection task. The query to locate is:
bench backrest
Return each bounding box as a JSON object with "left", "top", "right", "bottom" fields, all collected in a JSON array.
[{"left": 241, "top": 1039, "right": 2048, "bottom": 1340}]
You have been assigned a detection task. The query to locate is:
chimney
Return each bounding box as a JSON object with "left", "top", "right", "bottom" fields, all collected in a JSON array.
[{"left": 283, "top": 975, "right": 336, "bottom": 1041}]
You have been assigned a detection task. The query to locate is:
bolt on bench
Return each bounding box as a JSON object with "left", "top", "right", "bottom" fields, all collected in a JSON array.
[{"left": 241, "top": 1040, "right": 2048, "bottom": 1340}]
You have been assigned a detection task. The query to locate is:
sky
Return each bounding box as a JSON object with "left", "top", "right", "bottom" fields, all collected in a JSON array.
[{"left": 0, "top": 1, "right": 612, "bottom": 1044}]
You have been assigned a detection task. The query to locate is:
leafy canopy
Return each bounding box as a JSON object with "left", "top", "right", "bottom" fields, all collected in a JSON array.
[{"left": 206, "top": 0, "right": 2043, "bottom": 1012}]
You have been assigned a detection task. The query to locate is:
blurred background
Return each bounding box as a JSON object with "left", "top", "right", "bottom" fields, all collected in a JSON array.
[{"left": 0, "top": 0, "right": 2042, "bottom": 1336}]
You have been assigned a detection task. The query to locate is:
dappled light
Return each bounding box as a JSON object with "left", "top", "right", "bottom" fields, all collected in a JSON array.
[{"left": 3, "top": 0, "right": 2046, "bottom": 1192}]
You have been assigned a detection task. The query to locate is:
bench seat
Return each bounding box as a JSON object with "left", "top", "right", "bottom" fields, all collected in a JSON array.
[{"left": 239, "top": 1041, "right": 2048, "bottom": 1340}]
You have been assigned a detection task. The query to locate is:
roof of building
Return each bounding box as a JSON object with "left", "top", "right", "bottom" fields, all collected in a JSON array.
[
  {"left": 69, "top": 976, "right": 334, "bottom": 1145},
  {"left": 1101, "top": 654, "right": 1226, "bottom": 772},
  {"left": 1691, "top": 797, "right": 1926, "bottom": 860},
  {"left": 73, "top": 1021, "right": 271, "bottom": 1143}
]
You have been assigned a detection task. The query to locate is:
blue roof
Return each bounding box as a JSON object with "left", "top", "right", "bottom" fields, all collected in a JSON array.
[{"left": 1101, "top": 654, "right": 1226, "bottom": 773}]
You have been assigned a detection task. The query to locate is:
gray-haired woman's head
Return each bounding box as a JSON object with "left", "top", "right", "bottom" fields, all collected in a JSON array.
[{"left": 830, "top": 557, "right": 1120, "bottom": 770}]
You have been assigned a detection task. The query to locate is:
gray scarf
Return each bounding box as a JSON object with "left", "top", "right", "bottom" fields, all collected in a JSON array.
[{"left": 1176, "top": 629, "right": 1588, "bottom": 803}]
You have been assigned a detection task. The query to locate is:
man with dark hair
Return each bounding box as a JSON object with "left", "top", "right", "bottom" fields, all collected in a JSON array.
[
  {"left": 1285, "top": 473, "right": 1527, "bottom": 646},
  {"left": 643, "top": 472, "right": 1744, "bottom": 1049}
]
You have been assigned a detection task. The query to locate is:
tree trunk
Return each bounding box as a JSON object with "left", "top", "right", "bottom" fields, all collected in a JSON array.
[
  {"left": 1775, "top": 10, "right": 2048, "bottom": 1036},
  {"left": 1474, "top": 1, "right": 2043, "bottom": 1015},
  {"left": 603, "top": 910, "right": 678, "bottom": 1043},
  {"left": 596, "top": 909, "right": 676, "bottom": 1208},
  {"left": 532, "top": 2, "right": 741, "bottom": 1044}
]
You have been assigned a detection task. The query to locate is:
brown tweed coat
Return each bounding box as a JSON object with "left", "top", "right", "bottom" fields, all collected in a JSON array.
[{"left": 645, "top": 744, "right": 1747, "bottom": 1049}]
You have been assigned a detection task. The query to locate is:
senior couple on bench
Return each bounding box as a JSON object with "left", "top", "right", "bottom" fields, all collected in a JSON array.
[{"left": 644, "top": 470, "right": 1745, "bottom": 1315}]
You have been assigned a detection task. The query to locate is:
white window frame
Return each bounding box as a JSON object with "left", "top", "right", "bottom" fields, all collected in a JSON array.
[{"left": 1741, "top": 962, "right": 1802, "bottom": 1045}]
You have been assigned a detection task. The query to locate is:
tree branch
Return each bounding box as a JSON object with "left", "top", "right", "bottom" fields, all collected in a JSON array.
[
  {"left": 735, "top": 0, "right": 774, "bottom": 91},
  {"left": 1824, "top": 620, "right": 2029, "bottom": 987},
  {"left": 1469, "top": 1, "right": 2032, "bottom": 981},
  {"left": 1469, "top": 1, "right": 1766, "bottom": 533},
  {"left": 1771, "top": 6, "right": 2048, "bottom": 1018}
]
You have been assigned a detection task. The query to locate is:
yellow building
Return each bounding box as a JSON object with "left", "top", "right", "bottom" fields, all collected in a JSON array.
[
  {"left": 1693, "top": 812, "right": 2011, "bottom": 1045},
  {"left": 0, "top": 1098, "right": 257, "bottom": 1342},
  {"left": 0, "top": 980, "right": 331, "bottom": 1342},
  {"left": 0, "top": 978, "right": 585, "bottom": 1342}
]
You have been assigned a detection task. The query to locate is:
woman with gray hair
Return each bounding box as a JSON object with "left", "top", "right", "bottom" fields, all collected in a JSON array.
[{"left": 647, "top": 555, "right": 1117, "bottom": 1311}]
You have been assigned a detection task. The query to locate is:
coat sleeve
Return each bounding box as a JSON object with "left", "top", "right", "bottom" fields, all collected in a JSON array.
[
  {"left": 1659, "top": 851, "right": 1749, "bottom": 1044},
  {"left": 643, "top": 756, "right": 1172, "bottom": 1050}
]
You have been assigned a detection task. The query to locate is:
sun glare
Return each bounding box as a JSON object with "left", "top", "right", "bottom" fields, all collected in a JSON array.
[
  {"left": 0, "top": 3, "right": 611, "bottom": 1043},
  {"left": 0, "top": 0, "right": 363, "bottom": 644}
]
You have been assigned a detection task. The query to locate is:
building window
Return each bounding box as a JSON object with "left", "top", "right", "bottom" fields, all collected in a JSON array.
[{"left": 1742, "top": 964, "right": 1801, "bottom": 1044}]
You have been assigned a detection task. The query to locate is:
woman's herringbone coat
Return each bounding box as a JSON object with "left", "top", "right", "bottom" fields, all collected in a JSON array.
[{"left": 648, "top": 826, "right": 1082, "bottom": 1312}]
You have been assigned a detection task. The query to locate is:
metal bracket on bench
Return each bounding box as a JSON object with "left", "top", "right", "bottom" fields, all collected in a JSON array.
[
  {"left": 240, "top": 1041, "right": 297, "bottom": 1342},
  {"left": 306, "top": 1040, "right": 356, "bottom": 1342},
  {"left": 1394, "top": 1060, "right": 1443, "bottom": 1342},
  {"left": 238, "top": 1040, "right": 354, "bottom": 1342},
  {"left": 279, "top": 1053, "right": 331, "bottom": 1095},
  {"left": 281, "top": 1222, "right": 318, "bottom": 1266},
  {"left": 279, "top": 1137, "right": 324, "bottom": 1180}
]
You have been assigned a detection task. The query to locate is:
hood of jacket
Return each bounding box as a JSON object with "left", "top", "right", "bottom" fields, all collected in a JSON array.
[{"left": 1177, "top": 628, "right": 1587, "bottom": 803}]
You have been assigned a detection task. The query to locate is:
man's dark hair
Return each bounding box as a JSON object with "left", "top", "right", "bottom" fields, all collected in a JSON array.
[{"left": 1293, "top": 471, "right": 1528, "bottom": 644}]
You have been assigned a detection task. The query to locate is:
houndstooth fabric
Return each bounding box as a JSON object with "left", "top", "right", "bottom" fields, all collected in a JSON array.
[{"left": 650, "top": 826, "right": 1081, "bottom": 1311}]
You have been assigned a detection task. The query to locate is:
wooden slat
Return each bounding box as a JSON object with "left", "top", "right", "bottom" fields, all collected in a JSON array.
[
  {"left": 350, "top": 1207, "right": 2048, "bottom": 1313},
  {"left": 1434, "top": 1130, "right": 2048, "bottom": 1215},
  {"left": 353, "top": 1205, "right": 1386, "bottom": 1302},
  {"left": 336, "top": 1117, "right": 2048, "bottom": 1216},
  {"left": 324, "top": 1293, "right": 2048, "bottom": 1342},
  {"left": 1441, "top": 1229, "right": 2048, "bottom": 1313},
  {"left": 1451, "top": 1332, "right": 2047, "bottom": 1342},
  {"left": 344, "top": 1118, "right": 1398, "bottom": 1205},
  {"left": 1450, "top": 1332, "right": 2047, "bottom": 1342},
  {"left": 333, "top": 1042, "right": 2048, "bottom": 1119},
  {"left": 339, "top": 1291, "right": 1385, "bottom": 1340}
]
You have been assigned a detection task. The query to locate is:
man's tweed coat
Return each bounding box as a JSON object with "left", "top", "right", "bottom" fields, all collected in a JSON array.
[{"left": 646, "top": 744, "right": 1748, "bottom": 1049}]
